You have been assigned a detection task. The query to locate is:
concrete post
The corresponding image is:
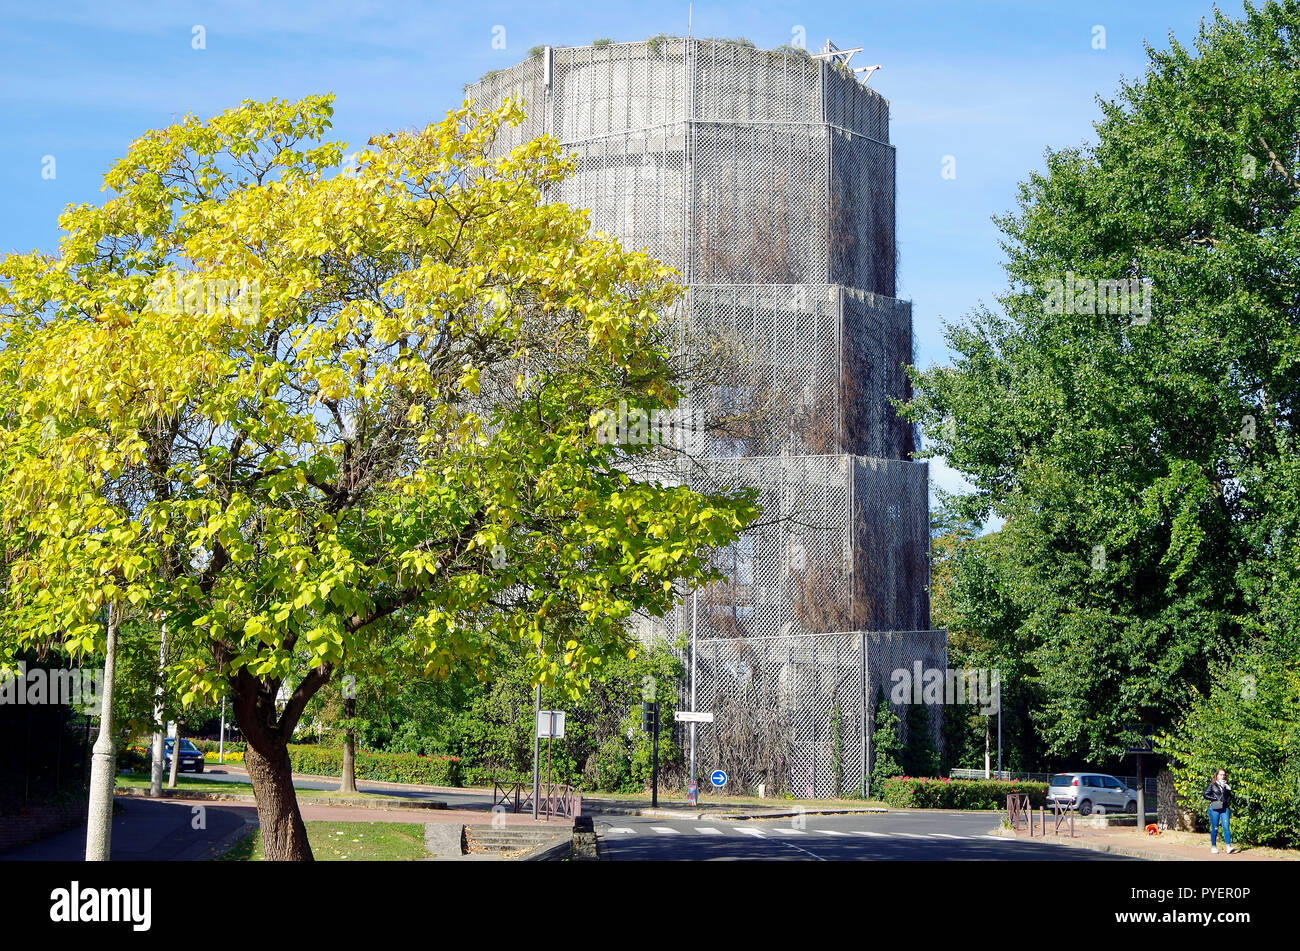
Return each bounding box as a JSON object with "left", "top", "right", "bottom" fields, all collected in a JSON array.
[{"left": 85, "top": 603, "right": 119, "bottom": 861}]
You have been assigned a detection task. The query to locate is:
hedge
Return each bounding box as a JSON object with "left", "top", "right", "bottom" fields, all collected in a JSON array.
[
  {"left": 287, "top": 745, "right": 462, "bottom": 787},
  {"left": 877, "top": 776, "right": 1049, "bottom": 810}
]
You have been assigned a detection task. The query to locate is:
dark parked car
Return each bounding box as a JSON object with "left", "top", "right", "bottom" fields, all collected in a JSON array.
[{"left": 153, "top": 738, "right": 206, "bottom": 773}]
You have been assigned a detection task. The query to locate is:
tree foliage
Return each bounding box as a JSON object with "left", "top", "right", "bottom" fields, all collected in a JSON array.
[
  {"left": 0, "top": 94, "right": 757, "bottom": 857},
  {"left": 906, "top": 3, "right": 1300, "bottom": 780}
]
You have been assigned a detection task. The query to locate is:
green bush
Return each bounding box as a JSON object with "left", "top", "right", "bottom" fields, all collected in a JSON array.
[
  {"left": 877, "top": 776, "right": 1048, "bottom": 810},
  {"left": 287, "top": 745, "right": 463, "bottom": 787},
  {"left": 1161, "top": 650, "right": 1300, "bottom": 847}
]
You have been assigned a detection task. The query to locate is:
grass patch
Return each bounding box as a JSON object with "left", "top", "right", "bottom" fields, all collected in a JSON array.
[{"left": 218, "top": 822, "right": 429, "bottom": 861}]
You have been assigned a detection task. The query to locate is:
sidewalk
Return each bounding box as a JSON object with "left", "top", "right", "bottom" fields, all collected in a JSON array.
[{"left": 990, "top": 825, "right": 1298, "bottom": 861}]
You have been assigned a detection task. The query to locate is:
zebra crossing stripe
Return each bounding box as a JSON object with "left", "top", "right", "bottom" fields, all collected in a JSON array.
[
  {"left": 606, "top": 827, "right": 635, "bottom": 834},
  {"left": 929, "top": 833, "right": 969, "bottom": 839},
  {"left": 695, "top": 827, "right": 723, "bottom": 835},
  {"left": 849, "top": 830, "right": 892, "bottom": 837},
  {"left": 734, "top": 827, "right": 767, "bottom": 837},
  {"left": 650, "top": 826, "right": 679, "bottom": 834},
  {"left": 819, "top": 830, "right": 850, "bottom": 836},
  {"left": 772, "top": 828, "right": 808, "bottom": 835}
]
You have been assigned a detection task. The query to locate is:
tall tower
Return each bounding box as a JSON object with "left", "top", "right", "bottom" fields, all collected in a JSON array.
[{"left": 469, "top": 39, "right": 945, "bottom": 797}]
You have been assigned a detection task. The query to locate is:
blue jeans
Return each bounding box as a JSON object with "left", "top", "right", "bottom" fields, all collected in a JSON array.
[{"left": 1208, "top": 807, "right": 1231, "bottom": 847}]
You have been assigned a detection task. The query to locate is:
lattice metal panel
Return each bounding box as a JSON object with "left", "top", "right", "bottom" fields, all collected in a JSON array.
[
  {"left": 692, "top": 41, "right": 821, "bottom": 124},
  {"left": 823, "top": 64, "right": 891, "bottom": 142},
  {"left": 669, "top": 455, "right": 929, "bottom": 641},
  {"left": 852, "top": 457, "right": 931, "bottom": 632},
  {"left": 840, "top": 289, "right": 916, "bottom": 459},
  {"left": 830, "top": 131, "right": 896, "bottom": 296},
  {"left": 552, "top": 125, "right": 687, "bottom": 273},
  {"left": 552, "top": 41, "right": 688, "bottom": 141},
  {"left": 464, "top": 54, "right": 549, "bottom": 158},
  {"left": 692, "top": 122, "right": 829, "bottom": 284},
  {"left": 683, "top": 284, "right": 840, "bottom": 458},
  {"left": 688, "top": 629, "right": 947, "bottom": 798}
]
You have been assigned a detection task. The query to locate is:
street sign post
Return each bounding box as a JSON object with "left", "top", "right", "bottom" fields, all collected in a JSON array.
[
  {"left": 536, "top": 710, "right": 565, "bottom": 739},
  {"left": 536, "top": 710, "right": 565, "bottom": 820},
  {"left": 711, "top": 770, "right": 727, "bottom": 788}
]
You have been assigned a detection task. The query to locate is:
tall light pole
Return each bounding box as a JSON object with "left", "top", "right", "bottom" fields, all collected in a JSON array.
[
  {"left": 85, "top": 603, "right": 119, "bottom": 861},
  {"left": 689, "top": 590, "right": 698, "bottom": 802}
]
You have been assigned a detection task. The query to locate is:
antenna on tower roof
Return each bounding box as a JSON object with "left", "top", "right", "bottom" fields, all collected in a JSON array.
[
  {"left": 810, "top": 39, "right": 881, "bottom": 83},
  {"left": 687, "top": 3, "right": 693, "bottom": 38}
]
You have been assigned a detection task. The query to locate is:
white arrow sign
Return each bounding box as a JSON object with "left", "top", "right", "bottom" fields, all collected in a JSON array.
[{"left": 674, "top": 711, "right": 714, "bottom": 723}]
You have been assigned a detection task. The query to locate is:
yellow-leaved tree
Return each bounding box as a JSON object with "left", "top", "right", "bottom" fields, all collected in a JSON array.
[{"left": 0, "top": 95, "right": 757, "bottom": 859}]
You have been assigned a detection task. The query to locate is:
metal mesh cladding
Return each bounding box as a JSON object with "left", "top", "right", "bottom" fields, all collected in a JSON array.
[
  {"left": 464, "top": 38, "right": 945, "bottom": 798},
  {"left": 690, "top": 629, "right": 947, "bottom": 798}
]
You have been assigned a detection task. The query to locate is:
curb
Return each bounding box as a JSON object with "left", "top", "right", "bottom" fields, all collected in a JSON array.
[
  {"left": 519, "top": 833, "right": 574, "bottom": 861},
  {"left": 115, "top": 788, "right": 448, "bottom": 810},
  {"left": 585, "top": 804, "right": 889, "bottom": 820},
  {"left": 986, "top": 826, "right": 1190, "bottom": 862}
]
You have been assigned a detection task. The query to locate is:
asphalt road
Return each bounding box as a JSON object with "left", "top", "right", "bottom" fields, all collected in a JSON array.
[
  {"left": 3, "top": 797, "right": 253, "bottom": 861},
  {"left": 595, "top": 811, "right": 1139, "bottom": 861}
]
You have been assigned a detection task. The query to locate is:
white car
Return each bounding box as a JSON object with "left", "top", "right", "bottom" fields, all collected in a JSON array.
[{"left": 1047, "top": 772, "right": 1137, "bottom": 815}]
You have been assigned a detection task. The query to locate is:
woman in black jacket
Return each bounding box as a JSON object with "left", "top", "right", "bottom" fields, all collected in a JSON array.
[{"left": 1203, "top": 768, "right": 1235, "bottom": 854}]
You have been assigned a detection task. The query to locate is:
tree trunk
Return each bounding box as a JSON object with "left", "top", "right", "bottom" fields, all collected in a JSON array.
[
  {"left": 244, "top": 738, "right": 313, "bottom": 861},
  {"left": 340, "top": 696, "right": 357, "bottom": 794},
  {"left": 228, "top": 663, "right": 332, "bottom": 861}
]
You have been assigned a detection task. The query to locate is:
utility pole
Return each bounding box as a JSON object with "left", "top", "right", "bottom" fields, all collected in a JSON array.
[
  {"left": 85, "top": 603, "right": 119, "bottom": 861},
  {"left": 689, "top": 590, "right": 698, "bottom": 803},
  {"left": 218, "top": 697, "right": 226, "bottom": 764},
  {"left": 531, "top": 680, "right": 541, "bottom": 821},
  {"left": 651, "top": 700, "right": 659, "bottom": 808}
]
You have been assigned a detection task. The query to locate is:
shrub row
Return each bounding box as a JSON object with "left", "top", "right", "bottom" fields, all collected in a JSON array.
[
  {"left": 876, "top": 776, "right": 1049, "bottom": 810},
  {"left": 287, "top": 745, "right": 462, "bottom": 787}
]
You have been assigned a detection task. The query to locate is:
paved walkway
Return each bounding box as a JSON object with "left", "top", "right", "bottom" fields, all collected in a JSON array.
[{"left": 1007, "top": 825, "right": 1297, "bottom": 861}]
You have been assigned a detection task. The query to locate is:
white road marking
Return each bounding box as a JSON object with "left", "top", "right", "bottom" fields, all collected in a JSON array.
[
  {"left": 650, "top": 826, "right": 679, "bottom": 834},
  {"left": 605, "top": 827, "right": 635, "bottom": 834},
  {"left": 818, "top": 829, "right": 850, "bottom": 836},
  {"left": 734, "top": 826, "right": 767, "bottom": 837},
  {"left": 894, "top": 832, "right": 932, "bottom": 838},
  {"left": 849, "top": 830, "right": 892, "bottom": 837},
  {"left": 694, "top": 826, "right": 723, "bottom": 835},
  {"left": 929, "top": 833, "right": 969, "bottom": 839},
  {"left": 772, "top": 828, "right": 808, "bottom": 835}
]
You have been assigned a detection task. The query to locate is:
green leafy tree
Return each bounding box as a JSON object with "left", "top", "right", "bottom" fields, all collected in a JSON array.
[
  {"left": 903, "top": 702, "right": 940, "bottom": 778},
  {"left": 0, "top": 95, "right": 757, "bottom": 859},
  {"left": 869, "top": 688, "right": 904, "bottom": 791},
  {"left": 905, "top": 2, "right": 1300, "bottom": 772}
]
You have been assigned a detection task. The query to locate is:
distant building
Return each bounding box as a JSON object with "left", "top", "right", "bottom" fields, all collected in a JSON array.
[{"left": 468, "top": 38, "right": 945, "bottom": 796}]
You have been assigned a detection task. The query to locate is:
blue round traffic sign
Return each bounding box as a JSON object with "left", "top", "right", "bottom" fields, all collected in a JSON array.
[{"left": 711, "top": 770, "right": 727, "bottom": 788}]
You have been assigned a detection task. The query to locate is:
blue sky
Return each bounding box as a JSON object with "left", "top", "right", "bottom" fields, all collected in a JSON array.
[{"left": 0, "top": 0, "right": 1223, "bottom": 500}]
